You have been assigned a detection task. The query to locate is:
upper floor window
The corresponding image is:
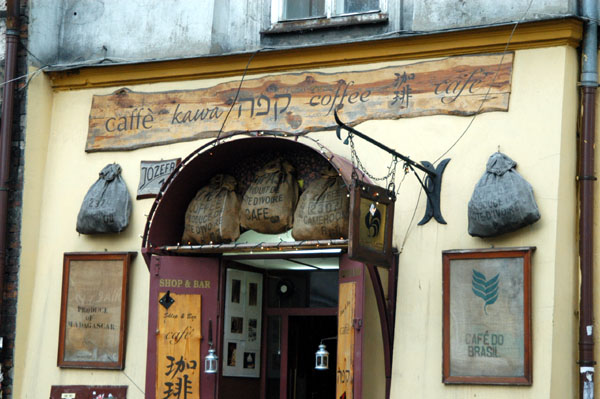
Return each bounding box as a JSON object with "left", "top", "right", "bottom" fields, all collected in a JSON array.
[{"left": 271, "top": 0, "right": 385, "bottom": 24}]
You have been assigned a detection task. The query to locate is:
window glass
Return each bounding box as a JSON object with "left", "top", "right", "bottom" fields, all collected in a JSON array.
[
  {"left": 335, "top": 0, "right": 379, "bottom": 14},
  {"left": 283, "top": 0, "right": 325, "bottom": 20}
]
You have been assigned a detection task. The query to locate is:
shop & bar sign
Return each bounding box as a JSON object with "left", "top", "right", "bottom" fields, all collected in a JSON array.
[
  {"left": 87, "top": 53, "right": 513, "bottom": 152},
  {"left": 156, "top": 293, "right": 202, "bottom": 398}
]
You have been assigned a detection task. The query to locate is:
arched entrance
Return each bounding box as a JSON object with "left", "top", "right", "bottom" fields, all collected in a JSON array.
[{"left": 142, "top": 135, "right": 394, "bottom": 399}]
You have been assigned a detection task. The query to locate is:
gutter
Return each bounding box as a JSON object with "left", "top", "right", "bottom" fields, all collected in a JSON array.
[
  {"left": 0, "top": 0, "right": 19, "bottom": 386},
  {"left": 578, "top": 0, "right": 598, "bottom": 398}
]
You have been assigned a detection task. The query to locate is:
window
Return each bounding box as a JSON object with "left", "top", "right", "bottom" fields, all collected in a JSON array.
[{"left": 271, "top": 0, "right": 385, "bottom": 24}]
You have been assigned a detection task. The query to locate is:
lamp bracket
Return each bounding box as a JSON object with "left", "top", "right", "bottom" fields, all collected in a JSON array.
[{"left": 334, "top": 110, "right": 450, "bottom": 226}]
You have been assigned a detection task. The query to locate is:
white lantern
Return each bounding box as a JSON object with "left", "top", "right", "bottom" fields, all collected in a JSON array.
[
  {"left": 205, "top": 348, "right": 218, "bottom": 374},
  {"left": 315, "top": 344, "right": 329, "bottom": 370}
]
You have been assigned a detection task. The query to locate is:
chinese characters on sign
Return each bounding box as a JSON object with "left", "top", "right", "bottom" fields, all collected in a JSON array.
[
  {"left": 87, "top": 53, "right": 513, "bottom": 151},
  {"left": 156, "top": 293, "right": 202, "bottom": 399}
]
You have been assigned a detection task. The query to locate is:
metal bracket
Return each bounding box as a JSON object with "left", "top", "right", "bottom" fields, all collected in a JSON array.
[
  {"left": 159, "top": 290, "right": 175, "bottom": 309},
  {"left": 334, "top": 110, "right": 450, "bottom": 225},
  {"left": 418, "top": 159, "right": 451, "bottom": 225}
]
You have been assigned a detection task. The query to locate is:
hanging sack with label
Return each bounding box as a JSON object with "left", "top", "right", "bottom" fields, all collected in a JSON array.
[
  {"left": 182, "top": 174, "right": 241, "bottom": 244},
  {"left": 468, "top": 152, "right": 540, "bottom": 237},
  {"left": 292, "top": 168, "right": 349, "bottom": 240},
  {"left": 76, "top": 163, "right": 132, "bottom": 234},
  {"left": 240, "top": 158, "right": 299, "bottom": 234}
]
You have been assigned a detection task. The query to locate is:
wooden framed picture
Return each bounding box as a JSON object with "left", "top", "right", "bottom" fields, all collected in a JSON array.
[
  {"left": 442, "top": 247, "right": 534, "bottom": 385},
  {"left": 348, "top": 180, "right": 395, "bottom": 268},
  {"left": 58, "top": 252, "right": 136, "bottom": 369}
]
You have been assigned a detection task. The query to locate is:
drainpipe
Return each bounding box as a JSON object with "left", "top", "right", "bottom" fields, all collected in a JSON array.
[
  {"left": 579, "top": 0, "right": 598, "bottom": 397},
  {"left": 0, "top": 0, "right": 19, "bottom": 378}
]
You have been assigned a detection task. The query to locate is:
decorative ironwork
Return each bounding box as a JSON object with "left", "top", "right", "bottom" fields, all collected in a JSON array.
[{"left": 334, "top": 110, "right": 450, "bottom": 225}]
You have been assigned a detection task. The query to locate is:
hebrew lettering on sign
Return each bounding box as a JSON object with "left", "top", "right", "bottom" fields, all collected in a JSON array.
[{"left": 87, "top": 53, "right": 513, "bottom": 152}]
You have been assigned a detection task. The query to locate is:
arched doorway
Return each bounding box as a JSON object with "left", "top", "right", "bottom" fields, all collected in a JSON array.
[{"left": 142, "top": 135, "right": 393, "bottom": 399}]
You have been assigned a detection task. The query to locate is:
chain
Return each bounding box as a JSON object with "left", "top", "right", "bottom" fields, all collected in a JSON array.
[{"left": 349, "top": 133, "right": 399, "bottom": 188}]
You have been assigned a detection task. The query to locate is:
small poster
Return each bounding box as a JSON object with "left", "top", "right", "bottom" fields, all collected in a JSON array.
[
  {"left": 442, "top": 247, "right": 534, "bottom": 385},
  {"left": 223, "top": 270, "right": 263, "bottom": 378}
]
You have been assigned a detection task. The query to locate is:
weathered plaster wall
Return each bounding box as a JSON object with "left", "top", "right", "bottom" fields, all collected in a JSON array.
[
  {"left": 27, "top": 0, "right": 580, "bottom": 67},
  {"left": 14, "top": 45, "right": 577, "bottom": 398}
]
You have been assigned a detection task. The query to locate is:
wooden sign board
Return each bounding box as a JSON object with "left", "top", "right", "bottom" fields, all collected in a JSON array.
[
  {"left": 348, "top": 180, "right": 395, "bottom": 268},
  {"left": 442, "top": 247, "right": 534, "bottom": 385},
  {"left": 137, "top": 158, "right": 180, "bottom": 199},
  {"left": 337, "top": 282, "right": 356, "bottom": 399},
  {"left": 50, "top": 385, "right": 128, "bottom": 399},
  {"left": 58, "top": 252, "right": 134, "bottom": 369},
  {"left": 156, "top": 293, "right": 202, "bottom": 399},
  {"left": 87, "top": 53, "right": 513, "bottom": 152}
]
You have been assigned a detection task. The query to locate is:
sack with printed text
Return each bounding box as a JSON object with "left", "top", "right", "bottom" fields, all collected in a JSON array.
[
  {"left": 240, "top": 158, "right": 299, "bottom": 234},
  {"left": 182, "top": 174, "right": 241, "bottom": 244},
  {"left": 292, "top": 168, "right": 349, "bottom": 240},
  {"left": 76, "top": 163, "right": 132, "bottom": 234},
  {"left": 468, "top": 152, "right": 540, "bottom": 237}
]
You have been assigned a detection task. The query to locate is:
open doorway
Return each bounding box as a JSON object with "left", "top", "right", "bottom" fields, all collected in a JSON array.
[
  {"left": 263, "top": 268, "right": 339, "bottom": 399},
  {"left": 222, "top": 261, "right": 339, "bottom": 399}
]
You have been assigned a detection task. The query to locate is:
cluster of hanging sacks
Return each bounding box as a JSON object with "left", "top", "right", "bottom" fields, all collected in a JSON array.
[{"left": 181, "top": 158, "right": 350, "bottom": 244}]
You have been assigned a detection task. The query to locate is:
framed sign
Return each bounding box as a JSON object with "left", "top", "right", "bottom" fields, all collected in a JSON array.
[
  {"left": 58, "top": 252, "right": 135, "bottom": 369},
  {"left": 348, "top": 180, "right": 395, "bottom": 268},
  {"left": 50, "top": 385, "right": 128, "bottom": 399},
  {"left": 442, "top": 247, "right": 534, "bottom": 385},
  {"left": 137, "top": 158, "right": 180, "bottom": 199}
]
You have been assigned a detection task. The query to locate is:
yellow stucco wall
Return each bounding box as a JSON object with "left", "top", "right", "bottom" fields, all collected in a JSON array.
[{"left": 15, "top": 45, "right": 578, "bottom": 398}]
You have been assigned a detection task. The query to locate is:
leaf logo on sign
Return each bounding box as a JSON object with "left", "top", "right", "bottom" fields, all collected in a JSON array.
[{"left": 472, "top": 269, "right": 499, "bottom": 315}]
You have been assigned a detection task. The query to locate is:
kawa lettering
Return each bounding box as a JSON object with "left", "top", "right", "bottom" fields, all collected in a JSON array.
[{"left": 171, "top": 103, "right": 223, "bottom": 124}]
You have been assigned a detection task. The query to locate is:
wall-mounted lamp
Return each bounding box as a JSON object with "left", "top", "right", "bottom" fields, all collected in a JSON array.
[
  {"left": 315, "top": 336, "right": 337, "bottom": 371},
  {"left": 205, "top": 320, "right": 218, "bottom": 374}
]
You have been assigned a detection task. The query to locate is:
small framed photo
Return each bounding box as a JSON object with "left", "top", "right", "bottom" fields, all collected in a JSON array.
[
  {"left": 442, "top": 247, "right": 534, "bottom": 385},
  {"left": 57, "top": 252, "right": 135, "bottom": 369}
]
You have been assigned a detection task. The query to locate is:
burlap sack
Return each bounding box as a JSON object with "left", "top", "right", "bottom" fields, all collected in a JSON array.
[
  {"left": 182, "top": 174, "right": 241, "bottom": 244},
  {"left": 468, "top": 152, "right": 540, "bottom": 237},
  {"left": 292, "top": 169, "right": 349, "bottom": 240},
  {"left": 240, "top": 159, "right": 299, "bottom": 234},
  {"left": 76, "top": 163, "right": 132, "bottom": 234}
]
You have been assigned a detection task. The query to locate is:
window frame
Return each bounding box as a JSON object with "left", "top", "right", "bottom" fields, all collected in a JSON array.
[{"left": 269, "top": 0, "right": 388, "bottom": 27}]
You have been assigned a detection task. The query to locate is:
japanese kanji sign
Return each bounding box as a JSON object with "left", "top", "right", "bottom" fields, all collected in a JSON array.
[
  {"left": 86, "top": 53, "right": 513, "bottom": 152},
  {"left": 156, "top": 293, "right": 202, "bottom": 399}
]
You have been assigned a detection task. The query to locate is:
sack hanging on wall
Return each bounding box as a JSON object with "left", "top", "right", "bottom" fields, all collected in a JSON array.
[
  {"left": 182, "top": 174, "right": 241, "bottom": 244},
  {"left": 240, "top": 158, "right": 299, "bottom": 234},
  {"left": 292, "top": 168, "right": 349, "bottom": 240},
  {"left": 468, "top": 152, "right": 540, "bottom": 237},
  {"left": 76, "top": 163, "right": 132, "bottom": 234}
]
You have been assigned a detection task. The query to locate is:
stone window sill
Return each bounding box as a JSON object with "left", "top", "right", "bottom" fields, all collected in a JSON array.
[{"left": 262, "top": 12, "right": 388, "bottom": 35}]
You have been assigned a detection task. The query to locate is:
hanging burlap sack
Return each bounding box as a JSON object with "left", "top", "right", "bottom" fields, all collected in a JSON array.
[
  {"left": 292, "top": 168, "right": 349, "bottom": 240},
  {"left": 76, "top": 164, "right": 132, "bottom": 234},
  {"left": 240, "top": 159, "right": 299, "bottom": 234},
  {"left": 182, "top": 174, "right": 241, "bottom": 244},
  {"left": 468, "top": 152, "right": 540, "bottom": 237}
]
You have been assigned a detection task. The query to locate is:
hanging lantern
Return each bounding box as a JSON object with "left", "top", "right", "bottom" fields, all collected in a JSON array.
[
  {"left": 205, "top": 348, "right": 218, "bottom": 374},
  {"left": 315, "top": 344, "right": 329, "bottom": 370}
]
